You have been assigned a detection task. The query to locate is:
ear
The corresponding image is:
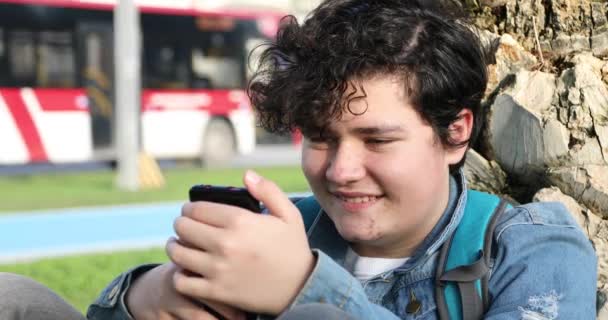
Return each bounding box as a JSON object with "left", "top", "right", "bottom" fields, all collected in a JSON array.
[{"left": 445, "top": 108, "right": 473, "bottom": 165}]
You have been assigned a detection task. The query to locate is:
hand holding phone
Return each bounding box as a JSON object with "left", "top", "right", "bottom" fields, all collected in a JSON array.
[{"left": 186, "top": 184, "right": 260, "bottom": 320}]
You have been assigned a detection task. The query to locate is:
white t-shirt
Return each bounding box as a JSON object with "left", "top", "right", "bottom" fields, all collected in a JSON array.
[{"left": 344, "top": 247, "right": 410, "bottom": 282}]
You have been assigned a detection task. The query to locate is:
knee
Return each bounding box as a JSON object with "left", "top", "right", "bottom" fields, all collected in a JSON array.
[
  {"left": 0, "top": 273, "right": 54, "bottom": 308},
  {"left": 0, "top": 272, "right": 83, "bottom": 320},
  {"left": 0, "top": 272, "right": 42, "bottom": 299},
  {"left": 0, "top": 273, "right": 40, "bottom": 315},
  {"left": 277, "top": 303, "right": 359, "bottom": 320}
]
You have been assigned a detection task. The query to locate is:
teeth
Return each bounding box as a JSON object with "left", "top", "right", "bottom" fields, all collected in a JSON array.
[{"left": 339, "top": 196, "right": 377, "bottom": 203}]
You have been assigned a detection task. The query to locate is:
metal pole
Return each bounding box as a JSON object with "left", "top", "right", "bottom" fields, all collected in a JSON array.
[{"left": 114, "top": 0, "right": 141, "bottom": 191}]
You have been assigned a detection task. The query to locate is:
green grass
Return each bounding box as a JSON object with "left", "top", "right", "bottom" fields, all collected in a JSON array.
[
  {"left": 0, "top": 248, "right": 169, "bottom": 313},
  {"left": 0, "top": 166, "right": 308, "bottom": 313},
  {"left": 0, "top": 166, "right": 308, "bottom": 213}
]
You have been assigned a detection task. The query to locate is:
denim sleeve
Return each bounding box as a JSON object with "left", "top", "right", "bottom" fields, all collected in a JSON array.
[
  {"left": 282, "top": 249, "right": 400, "bottom": 320},
  {"left": 484, "top": 202, "right": 598, "bottom": 319},
  {"left": 86, "top": 264, "right": 160, "bottom": 320}
]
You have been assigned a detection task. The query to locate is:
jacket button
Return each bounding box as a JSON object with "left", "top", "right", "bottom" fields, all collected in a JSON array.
[
  {"left": 406, "top": 300, "right": 421, "bottom": 314},
  {"left": 406, "top": 289, "right": 422, "bottom": 314}
]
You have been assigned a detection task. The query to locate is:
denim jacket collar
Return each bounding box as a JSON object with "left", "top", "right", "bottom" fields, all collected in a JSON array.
[{"left": 307, "top": 170, "right": 468, "bottom": 274}]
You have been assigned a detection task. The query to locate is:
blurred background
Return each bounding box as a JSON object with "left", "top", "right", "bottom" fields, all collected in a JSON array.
[
  {"left": 0, "top": 0, "right": 321, "bottom": 312},
  {"left": 5, "top": 0, "right": 606, "bottom": 315}
]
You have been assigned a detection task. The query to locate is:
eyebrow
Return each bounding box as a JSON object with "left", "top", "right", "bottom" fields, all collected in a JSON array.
[{"left": 350, "top": 125, "right": 406, "bottom": 135}]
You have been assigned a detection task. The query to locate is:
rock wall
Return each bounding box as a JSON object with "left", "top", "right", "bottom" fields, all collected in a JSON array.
[{"left": 459, "top": 0, "right": 608, "bottom": 317}]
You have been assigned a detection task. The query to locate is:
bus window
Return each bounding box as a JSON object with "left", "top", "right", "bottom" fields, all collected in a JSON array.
[
  {"left": 6, "top": 30, "right": 75, "bottom": 88},
  {"left": 143, "top": 41, "right": 190, "bottom": 89},
  {"left": 0, "top": 28, "right": 6, "bottom": 86},
  {"left": 191, "top": 33, "right": 243, "bottom": 89},
  {"left": 38, "top": 31, "right": 76, "bottom": 88},
  {"left": 8, "top": 30, "right": 36, "bottom": 87},
  {"left": 0, "top": 28, "right": 4, "bottom": 60}
]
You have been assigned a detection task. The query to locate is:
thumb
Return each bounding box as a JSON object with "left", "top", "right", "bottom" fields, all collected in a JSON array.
[{"left": 243, "top": 170, "right": 300, "bottom": 223}]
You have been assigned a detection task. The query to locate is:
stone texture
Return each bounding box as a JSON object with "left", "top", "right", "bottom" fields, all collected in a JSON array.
[
  {"left": 487, "top": 71, "right": 556, "bottom": 180},
  {"left": 549, "top": 0, "right": 593, "bottom": 36},
  {"left": 466, "top": 0, "right": 604, "bottom": 59},
  {"left": 570, "top": 138, "right": 606, "bottom": 166},
  {"left": 489, "top": 94, "right": 544, "bottom": 179},
  {"left": 571, "top": 35, "right": 591, "bottom": 52},
  {"left": 547, "top": 165, "right": 608, "bottom": 219},
  {"left": 591, "top": 2, "right": 607, "bottom": 30},
  {"left": 502, "top": 0, "right": 546, "bottom": 50},
  {"left": 556, "top": 57, "right": 608, "bottom": 167},
  {"left": 543, "top": 119, "right": 570, "bottom": 166},
  {"left": 457, "top": 1, "right": 608, "bottom": 317},
  {"left": 486, "top": 33, "right": 537, "bottom": 92},
  {"left": 463, "top": 149, "right": 507, "bottom": 194},
  {"left": 551, "top": 34, "right": 572, "bottom": 56},
  {"left": 592, "top": 31, "right": 608, "bottom": 57},
  {"left": 569, "top": 53, "right": 606, "bottom": 74},
  {"left": 509, "top": 70, "right": 556, "bottom": 116},
  {"left": 597, "top": 125, "right": 608, "bottom": 162}
]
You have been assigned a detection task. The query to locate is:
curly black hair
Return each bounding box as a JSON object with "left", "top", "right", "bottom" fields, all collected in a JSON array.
[{"left": 248, "top": 0, "right": 488, "bottom": 171}]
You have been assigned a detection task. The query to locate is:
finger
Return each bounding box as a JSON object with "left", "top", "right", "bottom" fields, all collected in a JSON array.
[
  {"left": 167, "top": 295, "right": 219, "bottom": 320},
  {"left": 166, "top": 238, "right": 216, "bottom": 277},
  {"left": 172, "top": 265, "right": 245, "bottom": 320},
  {"left": 182, "top": 201, "right": 249, "bottom": 228},
  {"left": 243, "top": 170, "right": 301, "bottom": 223},
  {"left": 173, "top": 269, "right": 221, "bottom": 302},
  {"left": 170, "top": 307, "right": 221, "bottom": 320},
  {"left": 173, "top": 216, "right": 224, "bottom": 252},
  {"left": 202, "top": 300, "right": 246, "bottom": 320}
]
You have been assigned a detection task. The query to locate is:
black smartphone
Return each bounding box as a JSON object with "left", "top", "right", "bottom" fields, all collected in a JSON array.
[
  {"left": 189, "top": 184, "right": 261, "bottom": 213},
  {"left": 188, "top": 184, "right": 260, "bottom": 320}
]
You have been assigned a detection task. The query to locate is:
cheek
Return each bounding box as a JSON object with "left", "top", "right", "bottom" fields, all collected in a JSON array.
[
  {"left": 301, "top": 148, "right": 326, "bottom": 186},
  {"left": 396, "top": 140, "right": 448, "bottom": 173},
  {"left": 370, "top": 142, "right": 448, "bottom": 201}
]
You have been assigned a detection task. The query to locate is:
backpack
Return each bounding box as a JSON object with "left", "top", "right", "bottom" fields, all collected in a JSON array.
[{"left": 294, "top": 189, "right": 510, "bottom": 320}]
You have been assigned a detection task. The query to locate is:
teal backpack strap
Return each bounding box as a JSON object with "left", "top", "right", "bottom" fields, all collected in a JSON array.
[
  {"left": 435, "top": 190, "right": 511, "bottom": 320},
  {"left": 294, "top": 196, "right": 322, "bottom": 232}
]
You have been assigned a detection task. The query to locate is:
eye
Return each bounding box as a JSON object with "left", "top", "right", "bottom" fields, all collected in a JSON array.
[
  {"left": 365, "top": 138, "right": 394, "bottom": 145},
  {"left": 307, "top": 136, "right": 327, "bottom": 143},
  {"left": 305, "top": 135, "right": 336, "bottom": 149}
]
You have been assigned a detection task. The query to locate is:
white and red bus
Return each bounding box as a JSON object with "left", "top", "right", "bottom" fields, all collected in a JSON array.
[{"left": 0, "top": 0, "right": 283, "bottom": 166}]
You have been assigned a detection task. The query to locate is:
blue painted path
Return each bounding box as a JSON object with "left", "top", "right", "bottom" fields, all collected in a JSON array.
[
  {"left": 0, "top": 202, "right": 182, "bottom": 263},
  {"left": 0, "top": 192, "right": 311, "bottom": 264}
]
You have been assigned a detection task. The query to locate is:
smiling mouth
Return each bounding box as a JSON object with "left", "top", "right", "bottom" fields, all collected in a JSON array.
[{"left": 337, "top": 195, "right": 381, "bottom": 203}]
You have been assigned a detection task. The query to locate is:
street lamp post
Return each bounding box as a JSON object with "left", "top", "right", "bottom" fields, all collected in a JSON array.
[{"left": 114, "top": 0, "right": 141, "bottom": 191}]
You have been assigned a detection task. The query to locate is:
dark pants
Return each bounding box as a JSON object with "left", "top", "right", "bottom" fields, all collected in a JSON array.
[
  {"left": 0, "top": 272, "right": 85, "bottom": 320},
  {"left": 0, "top": 272, "right": 358, "bottom": 320}
]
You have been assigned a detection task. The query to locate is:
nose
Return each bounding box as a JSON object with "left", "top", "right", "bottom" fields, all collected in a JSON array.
[{"left": 325, "top": 142, "right": 365, "bottom": 185}]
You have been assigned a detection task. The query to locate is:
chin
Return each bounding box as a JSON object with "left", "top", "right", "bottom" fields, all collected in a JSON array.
[{"left": 336, "top": 224, "right": 382, "bottom": 243}]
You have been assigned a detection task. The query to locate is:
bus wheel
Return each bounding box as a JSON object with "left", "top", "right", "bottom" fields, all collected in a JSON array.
[{"left": 201, "top": 118, "right": 236, "bottom": 168}]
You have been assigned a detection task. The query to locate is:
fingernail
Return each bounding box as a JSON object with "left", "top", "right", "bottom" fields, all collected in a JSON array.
[{"left": 245, "top": 170, "right": 261, "bottom": 184}]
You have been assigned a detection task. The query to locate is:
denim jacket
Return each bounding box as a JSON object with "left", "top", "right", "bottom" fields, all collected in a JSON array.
[{"left": 87, "top": 172, "right": 598, "bottom": 320}]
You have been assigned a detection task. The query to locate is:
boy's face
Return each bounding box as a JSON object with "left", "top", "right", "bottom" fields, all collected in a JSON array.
[{"left": 301, "top": 75, "right": 466, "bottom": 258}]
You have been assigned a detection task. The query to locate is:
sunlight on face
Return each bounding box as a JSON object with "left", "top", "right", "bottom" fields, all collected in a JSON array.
[{"left": 301, "top": 75, "right": 463, "bottom": 258}]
